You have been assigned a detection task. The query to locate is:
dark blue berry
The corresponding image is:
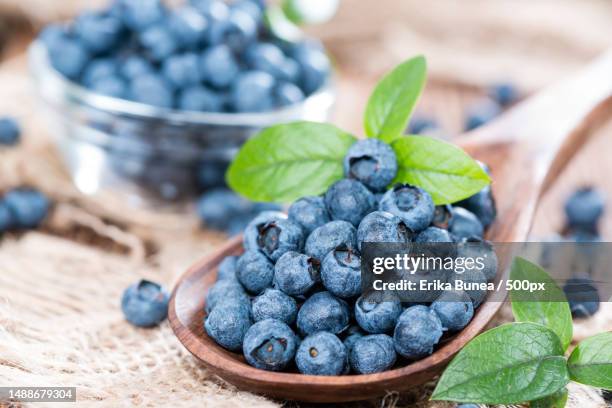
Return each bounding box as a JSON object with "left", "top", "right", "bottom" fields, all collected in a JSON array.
[
  {"left": 236, "top": 250, "right": 275, "bottom": 294},
  {"left": 139, "top": 24, "right": 178, "bottom": 62},
  {"left": 205, "top": 279, "right": 249, "bottom": 312},
  {"left": 321, "top": 247, "right": 361, "bottom": 298},
  {"left": 379, "top": 184, "right": 434, "bottom": 232},
  {"left": 243, "top": 319, "right": 298, "bottom": 371},
  {"left": 449, "top": 207, "right": 484, "bottom": 240},
  {"left": 167, "top": 6, "right": 208, "bottom": 48},
  {"left": 408, "top": 115, "right": 438, "bottom": 134},
  {"left": 91, "top": 76, "right": 127, "bottom": 98},
  {"left": 245, "top": 42, "right": 287, "bottom": 78},
  {"left": 563, "top": 275, "right": 600, "bottom": 318},
  {"left": 295, "top": 332, "right": 348, "bottom": 375},
  {"left": 288, "top": 196, "right": 330, "bottom": 235},
  {"left": 47, "top": 37, "right": 89, "bottom": 80},
  {"left": 275, "top": 82, "right": 305, "bottom": 107},
  {"left": 292, "top": 41, "right": 330, "bottom": 94},
  {"left": 251, "top": 288, "right": 298, "bottom": 325},
  {"left": 357, "top": 211, "right": 411, "bottom": 251},
  {"left": 355, "top": 294, "right": 402, "bottom": 334},
  {"left": 0, "top": 117, "right": 21, "bottom": 146},
  {"left": 253, "top": 218, "right": 304, "bottom": 262},
  {"left": 200, "top": 45, "right": 239, "bottom": 89},
  {"left": 452, "top": 268, "right": 488, "bottom": 307},
  {"left": 393, "top": 305, "right": 443, "bottom": 360},
  {"left": 432, "top": 204, "right": 453, "bottom": 229},
  {"left": 117, "top": 0, "right": 165, "bottom": 31},
  {"left": 162, "top": 53, "right": 202, "bottom": 89},
  {"left": 431, "top": 290, "right": 474, "bottom": 331},
  {"left": 465, "top": 99, "right": 501, "bottom": 131},
  {"left": 205, "top": 301, "right": 252, "bottom": 351},
  {"left": 456, "top": 185, "right": 496, "bottom": 229},
  {"left": 243, "top": 211, "right": 287, "bottom": 251},
  {"left": 179, "top": 86, "right": 223, "bottom": 112},
  {"left": 564, "top": 187, "right": 604, "bottom": 233},
  {"left": 342, "top": 325, "right": 365, "bottom": 353},
  {"left": 349, "top": 334, "right": 396, "bottom": 374},
  {"left": 343, "top": 139, "right": 397, "bottom": 192},
  {"left": 4, "top": 189, "right": 50, "bottom": 229},
  {"left": 120, "top": 56, "right": 153, "bottom": 80},
  {"left": 208, "top": 8, "right": 257, "bottom": 52},
  {"left": 82, "top": 58, "right": 117, "bottom": 87},
  {"left": 273, "top": 251, "right": 320, "bottom": 296},
  {"left": 324, "top": 179, "right": 376, "bottom": 227},
  {"left": 197, "top": 188, "right": 252, "bottom": 230},
  {"left": 129, "top": 73, "right": 174, "bottom": 108},
  {"left": 217, "top": 255, "right": 238, "bottom": 281},
  {"left": 415, "top": 226, "right": 452, "bottom": 243},
  {"left": 489, "top": 83, "right": 518, "bottom": 107},
  {"left": 121, "top": 279, "right": 169, "bottom": 327},
  {"left": 74, "top": 12, "right": 123, "bottom": 54},
  {"left": 231, "top": 71, "right": 275, "bottom": 112},
  {"left": 297, "top": 291, "right": 350, "bottom": 336},
  {"left": 305, "top": 220, "right": 357, "bottom": 261}
]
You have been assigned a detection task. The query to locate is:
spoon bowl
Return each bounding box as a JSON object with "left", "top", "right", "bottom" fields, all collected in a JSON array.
[{"left": 169, "top": 51, "right": 612, "bottom": 402}]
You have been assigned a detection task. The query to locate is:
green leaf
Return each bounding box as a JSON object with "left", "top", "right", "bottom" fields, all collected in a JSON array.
[
  {"left": 227, "top": 121, "right": 356, "bottom": 202},
  {"left": 281, "top": 0, "right": 340, "bottom": 25},
  {"left": 364, "top": 56, "right": 426, "bottom": 143},
  {"left": 530, "top": 388, "right": 568, "bottom": 408},
  {"left": 264, "top": 5, "right": 303, "bottom": 43},
  {"left": 431, "top": 322, "right": 569, "bottom": 404},
  {"left": 391, "top": 136, "right": 491, "bottom": 204},
  {"left": 510, "top": 257, "right": 573, "bottom": 351},
  {"left": 568, "top": 332, "right": 612, "bottom": 390}
]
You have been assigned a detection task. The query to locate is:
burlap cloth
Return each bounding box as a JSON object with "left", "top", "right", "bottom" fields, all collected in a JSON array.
[{"left": 0, "top": 0, "right": 611, "bottom": 405}]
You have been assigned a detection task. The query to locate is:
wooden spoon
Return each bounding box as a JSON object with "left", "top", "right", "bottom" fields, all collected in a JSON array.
[{"left": 169, "top": 51, "right": 612, "bottom": 403}]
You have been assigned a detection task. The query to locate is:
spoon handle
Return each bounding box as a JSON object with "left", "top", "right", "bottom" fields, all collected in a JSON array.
[{"left": 460, "top": 50, "right": 612, "bottom": 241}]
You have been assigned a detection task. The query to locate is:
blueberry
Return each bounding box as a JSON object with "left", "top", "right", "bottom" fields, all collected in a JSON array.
[
  {"left": 38, "top": 24, "right": 66, "bottom": 49},
  {"left": 563, "top": 275, "right": 600, "bottom": 318},
  {"left": 91, "top": 76, "right": 127, "bottom": 98},
  {"left": 0, "top": 117, "right": 20, "bottom": 146},
  {"left": 120, "top": 56, "right": 153, "bottom": 80},
  {"left": 252, "top": 218, "right": 304, "bottom": 262},
  {"left": 168, "top": 6, "right": 207, "bottom": 48},
  {"left": 297, "top": 291, "right": 350, "bottom": 336},
  {"left": 243, "top": 319, "right": 298, "bottom": 371},
  {"left": 231, "top": 71, "right": 275, "bottom": 112},
  {"left": 415, "top": 226, "right": 452, "bottom": 243},
  {"left": 139, "top": 24, "right": 178, "bottom": 62},
  {"left": 355, "top": 294, "right": 402, "bottom": 334},
  {"left": 245, "top": 42, "right": 287, "bottom": 79},
  {"left": 489, "top": 83, "right": 518, "bottom": 107},
  {"left": 431, "top": 290, "right": 474, "bottom": 331},
  {"left": 273, "top": 251, "right": 320, "bottom": 296},
  {"left": 0, "top": 202, "right": 12, "bottom": 232},
  {"left": 275, "top": 82, "right": 305, "bottom": 107},
  {"left": 465, "top": 99, "right": 501, "bottom": 131},
  {"left": 48, "top": 36, "right": 89, "bottom": 80},
  {"left": 564, "top": 187, "right": 604, "bottom": 233},
  {"left": 197, "top": 188, "right": 252, "bottom": 230},
  {"left": 82, "top": 58, "right": 117, "bottom": 87},
  {"left": 452, "top": 268, "right": 488, "bottom": 307},
  {"left": 162, "top": 53, "right": 202, "bottom": 89},
  {"left": 349, "top": 334, "right": 396, "bottom": 374},
  {"left": 393, "top": 305, "right": 443, "bottom": 360},
  {"left": 456, "top": 404, "right": 479, "bottom": 408},
  {"left": 4, "top": 189, "right": 50, "bottom": 229},
  {"left": 432, "top": 204, "right": 453, "bottom": 229},
  {"left": 295, "top": 332, "right": 348, "bottom": 375},
  {"left": 408, "top": 115, "right": 438, "bottom": 134},
  {"left": 457, "top": 237, "right": 498, "bottom": 281},
  {"left": 321, "top": 247, "right": 361, "bottom": 298},
  {"left": 292, "top": 42, "right": 330, "bottom": 94},
  {"left": 379, "top": 184, "right": 434, "bottom": 232},
  {"left": 243, "top": 211, "right": 287, "bottom": 251},
  {"left": 305, "top": 220, "right": 357, "bottom": 261},
  {"left": 343, "top": 139, "right": 398, "bottom": 192},
  {"left": 197, "top": 160, "right": 229, "bottom": 189},
  {"left": 456, "top": 186, "right": 496, "bottom": 229},
  {"left": 232, "top": 0, "right": 263, "bottom": 23},
  {"left": 357, "top": 211, "right": 412, "bottom": 251},
  {"left": 205, "top": 279, "right": 249, "bottom": 312},
  {"left": 179, "top": 86, "right": 223, "bottom": 112},
  {"left": 288, "top": 196, "right": 330, "bottom": 235},
  {"left": 236, "top": 250, "right": 275, "bottom": 294},
  {"left": 200, "top": 45, "right": 240, "bottom": 89},
  {"left": 324, "top": 179, "right": 376, "bottom": 227},
  {"left": 117, "top": 0, "right": 165, "bottom": 31},
  {"left": 252, "top": 289, "right": 298, "bottom": 325},
  {"left": 217, "top": 255, "right": 238, "bottom": 281},
  {"left": 208, "top": 8, "right": 257, "bottom": 52},
  {"left": 74, "top": 12, "right": 123, "bottom": 54},
  {"left": 205, "top": 302, "right": 252, "bottom": 351},
  {"left": 449, "top": 207, "right": 484, "bottom": 240},
  {"left": 129, "top": 73, "right": 174, "bottom": 108},
  {"left": 342, "top": 325, "right": 365, "bottom": 352},
  {"left": 121, "top": 279, "right": 169, "bottom": 327}
]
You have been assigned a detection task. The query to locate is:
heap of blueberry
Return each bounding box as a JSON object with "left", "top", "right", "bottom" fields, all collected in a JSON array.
[
  {"left": 38, "top": 0, "right": 330, "bottom": 113},
  {"left": 204, "top": 138, "right": 497, "bottom": 375},
  {"left": 0, "top": 188, "right": 50, "bottom": 233}
]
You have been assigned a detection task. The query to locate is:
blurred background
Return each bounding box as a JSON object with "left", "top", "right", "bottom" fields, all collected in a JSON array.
[{"left": 0, "top": 0, "right": 610, "bottom": 406}]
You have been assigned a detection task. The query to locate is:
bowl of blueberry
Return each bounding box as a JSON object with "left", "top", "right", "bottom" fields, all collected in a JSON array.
[{"left": 29, "top": 0, "right": 334, "bottom": 207}]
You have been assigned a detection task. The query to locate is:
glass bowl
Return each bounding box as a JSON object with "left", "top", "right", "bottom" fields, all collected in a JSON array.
[{"left": 28, "top": 41, "right": 335, "bottom": 209}]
